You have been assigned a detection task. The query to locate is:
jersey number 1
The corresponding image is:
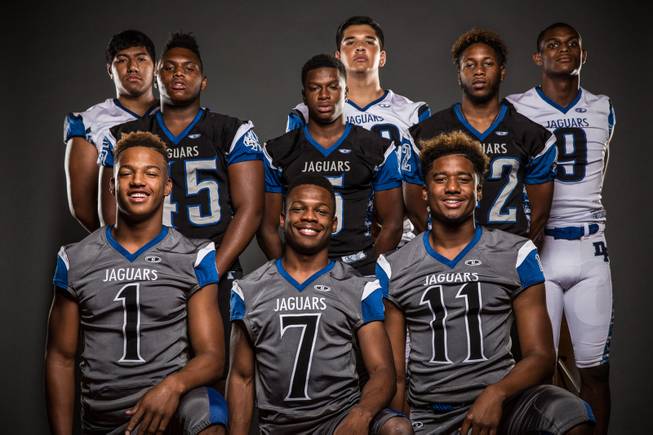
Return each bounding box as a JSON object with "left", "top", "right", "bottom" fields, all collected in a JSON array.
[{"left": 114, "top": 283, "right": 145, "bottom": 363}]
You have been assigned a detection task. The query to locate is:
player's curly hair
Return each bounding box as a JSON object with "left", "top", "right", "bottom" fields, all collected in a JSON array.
[
  {"left": 301, "top": 54, "right": 347, "bottom": 87},
  {"left": 163, "top": 32, "right": 203, "bottom": 71},
  {"left": 114, "top": 131, "right": 169, "bottom": 163},
  {"left": 451, "top": 28, "right": 508, "bottom": 67},
  {"left": 420, "top": 131, "right": 489, "bottom": 182},
  {"left": 105, "top": 30, "right": 156, "bottom": 64}
]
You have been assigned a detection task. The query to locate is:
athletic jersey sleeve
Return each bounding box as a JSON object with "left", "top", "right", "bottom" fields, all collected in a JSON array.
[
  {"left": 608, "top": 100, "right": 616, "bottom": 141},
  {"left": 416, "top": 103, "right": 432, "bottom": 125},
  {"left": 360, "top": 279, "right": 385, "bottom": 325},
  {"left": 262, "top": 143, "right": 285, "bottom": 193},
  {"left": 285, "top": 104, "right": 308, "bottom": 132},
  {"left": 373, "top": 143, "right": 402, "bottom": 191},
  {"left": 98, "top": 127, "right": 118, "bottom": 168},
  {"left": 524, "top": 131, "right": 557, "bottom": 184},
  {"left": 226, "top": 121, "right": 263, "bottom": 165},
  {"left": 230, "top": 281, "right": 246, "bottom": 321},
  {"left": 192, "top": 242, "right": 219, "bottom": 293},
  {"left": 402, "top": 135, "right": 425, "bottom": 185},
  {"left": 63, "top": 113, "right": 87, "bottom": 143},
  {"left": 514, "top": 240, "right": 545, "bottom": 296},
  {"left": 52, "top": 246, "right": 76, "bottom": 299}
]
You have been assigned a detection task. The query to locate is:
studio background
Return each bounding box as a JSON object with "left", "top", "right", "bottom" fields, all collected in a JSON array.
[{"left": 2, "top": 0, "right": 650, "bottom": 433}]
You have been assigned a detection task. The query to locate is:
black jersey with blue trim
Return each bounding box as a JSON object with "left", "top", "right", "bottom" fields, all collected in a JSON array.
[
  {"left": 264, "top": 124, "right": 402, "bottom": 269},
  {"left": 102, "top": 108, "right": 262, "bottom": 246},
  {"left": 230, "top": 259, "right": 384, "bottom": 433},
  {"left": 52, "top": 226, "right": 218, "bottom": 428},
  {"left": 408, "top": 101, "right": 557, "bottom": 236},
  {"left": 376, "top": 227, "right": 545, "bottom": 406}
]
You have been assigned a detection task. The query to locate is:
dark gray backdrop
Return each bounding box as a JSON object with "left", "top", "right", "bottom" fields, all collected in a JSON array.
[{"left": 2, "top": 0, "right": 650, "bottom": 433}]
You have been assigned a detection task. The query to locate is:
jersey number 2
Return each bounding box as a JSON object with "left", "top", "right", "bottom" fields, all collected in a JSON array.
[
  {"left": 114, "top": 283, "right": 145, "bottom": 363},
  {"left": 279, "top": 313, "right": 321, "bottom": 400}
]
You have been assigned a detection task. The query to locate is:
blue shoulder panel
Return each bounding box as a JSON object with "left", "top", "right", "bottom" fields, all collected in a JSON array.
[
  {"left": 53, "top": 254, "right": 69, "bottom": 289},
  {"left": 194, "top": 244, "right": 219, "bottom": 288},
  {"left": 517, "top": 247, "right": 545, "bottom": 289},
  {"left": 525, "top": 142, "right": 557, "bottom": 184},
  {"left": 417, "top": 104, "right": 431, "bottom": 123},
  {"left": 98, "top": 136, "right": 115, "bottom": 168},
  {"left": 63, "top": 113, "right": 87, "bottom": 143},
  {"left": 230, "top": 284, "right": 246, "bottom": 321},
  {"left": 227, "top": 127, "right": 263, "bottom": 166},
  {"left": 286, "top": 110, "right": 306, "bottom": 132},
  {"left": 361, "top": 280, "right": 385, "bottom": 324},
  {"left": 373, "top": 147, "right": 402, "bottom": 191}
]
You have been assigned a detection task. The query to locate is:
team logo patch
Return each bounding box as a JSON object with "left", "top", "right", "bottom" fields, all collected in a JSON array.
[
  {"left": 575, "top": 107, "right": 588, "bottom": 113},
  {"left": 465, "top": 259, "right": 482, "bottom": 266},
  {"left": 145, "top": 255, "right": 162, "bottom": 264},
  {"left": 379, "top": 103, "right": 391, "bottom": 108},
  {"left": 495, "top": 131, "right": 508, "bottom": 136},
  {"left": 243, "top": 130, "right": 261, "bottom": 151},
  {"left": 412, "top": 421, "right": 424, "bottom": 429},
  {"left": 338, "top": 148, "right": 352, "bottom": 154},
  {"left": 314, "top": 285, "right": 331, "bottom": 292},
  {"left": 188, "top": 133, "right": 202, "bottom": 139}
]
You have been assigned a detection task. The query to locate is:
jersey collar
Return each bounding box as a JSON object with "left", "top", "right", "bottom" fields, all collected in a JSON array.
[
  {"left": 346, "top": 89, "right": 389, "bottom": 112},
  {"left": 534, "top": 86, "right": 583, "bottom": 114},
  {"left": 453, "top": 103, "right": 508, "bottom": 141},
  {"left": 105, "top": 225, "right": 169, "bottom": 263},
  {"left": 156, "top": 108, "right": 205, "bottom": 145},
  {"left": 113, "top": 98, "right": 158, "bottom": 119},
  {"left": 275, "top": 258, "right": 336, "bottom": 292},
  {"left": 303, "top": 123, "right": 353, "bottom": 157},
  {"left": 423, "top": 226, "right": 483, "bottom": 269}
]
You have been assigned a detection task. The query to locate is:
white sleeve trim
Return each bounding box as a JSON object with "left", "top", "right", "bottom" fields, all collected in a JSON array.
[
  {"left": 232, "top": 281, "right": 245, "bottom": 300},
  {"left": 532, "top": 134, "right": 557, "bottom": 161},
  {"left": 229, "top": 120, "right": 255, "bottom": 154},
  {"left": 516, "top": 240, "right": 537, "bottom": 269},
  {"left": 362, "top": 279, "right": 382, "bottom": 301},
  {"left": 194, "top": 242, "right": 216, "bottom": 267},
  {"left": 57, "top": 246, "right": 70, "bottom": 270},
  {"left": 377, "top": 254, "right": 391, "bottom": 280}
]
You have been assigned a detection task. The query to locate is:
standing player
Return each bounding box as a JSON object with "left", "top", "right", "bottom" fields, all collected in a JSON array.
[
  {"left": 46, "top": 132, "right": 226, "bottom": 434},
  {"left": 287, "top": 16, "right": 431, "bottom": 240},
  {"left": 259, "top": 55, "right": 403, "bottom": 276},
  {"left": 64, "top": 30, "right": 158, "bottom": 232},
  {"left": 228, "top": 174, "right": 411, "bottom": 435},
  {"left": 408, "top": 29, "right": 557, "bottom": 244},
  {"left": 100, "top": 33, "right": 264, "bottom": 374},
  {"left": 379, "top": 131, "right": 594, "bottom": 434},
  {"left": 507, "top": 23, "right": 616, "bottom": 435}
]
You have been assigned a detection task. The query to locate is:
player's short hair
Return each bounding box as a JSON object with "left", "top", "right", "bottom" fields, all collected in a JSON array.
[
  {"left": 451, "top": 28, "right": 508, "bottom": 68},
  {"left": 536, "top": 22, "right": 581, "bottom": 51},
  {"left": 163, "top": 32, "right": 203, "bottom": 71},
  {"left": 420, "top": 131, "right": 489, "bottom": 182},
  {"left": 114, "top": 131, "right": 169, "bottom": 164},
  {"left": 335, "top": 16, "right": 385, "bottom": 50},
  {"left": 301, "top": 54, "right": 347, "bottom": 87},
  {"left": 285, "top": 174, "right": 337, "bottom": 216},
  {"left": 105, "top": 30, "right": 156, "bottom": 64}
]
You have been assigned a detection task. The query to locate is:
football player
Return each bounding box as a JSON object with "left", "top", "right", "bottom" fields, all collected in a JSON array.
[
  {"left": 99, "top": 33, "right": 264, "bottom": 378},
  {"left": 259, "top": 54, "right": 403, "bottom": 276},
  {"left": 407, "top": 29, "right": 557, "bottom": 245},
  {"left": 379, "top": 130, "right": 594, "bottom": 434},
  {"left": 286, "top": 16, "right": 431, "bottom": 242},
  {"left": 228, "top": 174, "right": 412, "bottom": 434},
  {"left": 64, "top": 30, "right": 158, "bottom": 232},
  {"left": 507, "top": 23, "right": 616, "bottom": 435},
  {"left": 46, "top": 131, "right": 226, "bottom": 434}
]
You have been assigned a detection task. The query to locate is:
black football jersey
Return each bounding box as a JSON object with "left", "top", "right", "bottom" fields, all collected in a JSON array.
[
  {"left": 101, "top": 108, "right": 262, "bottom": 246},
  {"left": 408, "top": 101, "right": 557, "bottom": 236},
  {"left": 264, "top": 124, "right": 401, "bottom": 273}
]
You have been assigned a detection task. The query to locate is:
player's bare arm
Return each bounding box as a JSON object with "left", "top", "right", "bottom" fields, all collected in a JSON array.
[
  {"left": 335, "top": 321, "right": 396, "bottom": 435},
  {"left": 383, "top": 300, "right": 409, "bottom": 413},
  {"left": 403, "top": 182, "right": 428, "bottom": 233},
  {"left": 99, "top": 165, "right": 116, "bottom": 226},
  {"left": 45, "top": 291, "right": 80, "bottom": 435},
  {"left": 460, "top": 282, "right": 555, "bottom": 434},
  {"left": 226, "top": 322, "right": 255, "bottom": 435},
  {"left": 373, "top": 187, "right": 404, "bottom": 255},
  {"left": 125, "top": 283, "right": 223, "bottom": 434},
  {"left": 257, "top": 192, "right": 283, "bottom": 259},
  {"left": 215, "top": 160, "right": 264, "bottom": 275},
  {"left": 525, "top": 181, "right": 554, "bottom": 247},
  {"left": 65, "top": 137, "right": 101, "bottom": 232}
]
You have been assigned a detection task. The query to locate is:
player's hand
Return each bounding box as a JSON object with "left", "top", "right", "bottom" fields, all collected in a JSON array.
[
  {"left": 334, "top": 405, "right": 373, "bottom": 435},
  {"left": 459, "top": 385, "right": 505, "bottom": 435},
  {"left": 124, "top": 377, "right": 183, "bottom": 434}
]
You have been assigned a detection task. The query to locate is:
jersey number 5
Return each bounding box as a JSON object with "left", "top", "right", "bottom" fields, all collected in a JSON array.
[{"left": 279, "top": 313, "right": 322, "bottom": 400}]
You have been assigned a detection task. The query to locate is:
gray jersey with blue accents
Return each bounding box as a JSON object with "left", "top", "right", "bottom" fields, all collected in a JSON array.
[
  {"left": 52, "top": 226, "right": 219, "bottom": 428},
  {"left": 231, "top": 259, "right": 384, "bottom": 433},
  {"left": 376, "top": 227, "right": 544, "bottom": 406}
]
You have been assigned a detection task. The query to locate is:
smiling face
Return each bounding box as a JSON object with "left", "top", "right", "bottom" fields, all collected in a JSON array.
[
  {"left": 423, "top": 154, "right": 481, "bottom": 225},
  {"left": 108, "top": 46, "right": 155, "bottom": 97},
  {"left": 458, "top": 42, "right": 505, "bottom": 104},
  {"left": 281, "top": 184, "right": 337, "bottom": 256},
  {"left": 157, "top": 47, "right": 206, "bottom": 106},
  {"left": 111, "top": 146, "right": 171, "bottom": 222},
  {"left": 302, "top": 67, "right": 346, "bottom": 124},
  {"left": 336, "top": 24, "right": 386, "bottom": 74},
  {"left": 534, "top": 25, "right": 586, "bottom": 77}
]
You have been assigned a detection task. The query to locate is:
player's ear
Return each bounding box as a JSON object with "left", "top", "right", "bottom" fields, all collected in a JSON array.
[
  {"left": 109, "top": 176, "right": 116, "bottom": 197},
  {"left": 532, "top": 51, "right": 543, "bottom": 66},
  {"left": 106, "top": 63, "right": 113, "bottom": 80},
  {"left": 279, "top": 211, "right": 286, "bottom": 228},
  {"left": 499, "top": 64, "right": 506, "bottom": 82},
  {"left": 330, "top": 214, "right": 338, "bottom": 233},
  {"left": 422, "top": 185, "right": 428, "bottom": 203},
  {"left": 581, "top": 49, "right": 588, "bottom": 65},
  {"left": 301, "top": 88, "right": 307, "bottom": 104},
  {"left": 334, "top": 50, "right": 341, "bottom": 60},
  {"left": 476, "top": 177, "right": 483, "bottom": 203},
  {"left": 200, "top": 75, "right": 208, "bottom": 91},
  {"left": 379, "top": 49, "right": 387, "bottom": 68},
  {"left": 164, "top": 177, "right": 172, "bottom": 197}
]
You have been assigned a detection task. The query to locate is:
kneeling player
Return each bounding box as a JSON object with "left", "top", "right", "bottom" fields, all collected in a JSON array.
[
  {"left": 228, "top": 175, "right": 412, "bottom": 434},
  {"left": 379, "top": 131, "right": 594, "bottom": 434},
  {"left": 46, "top": 132, "right": 227, "bottom": 434}
]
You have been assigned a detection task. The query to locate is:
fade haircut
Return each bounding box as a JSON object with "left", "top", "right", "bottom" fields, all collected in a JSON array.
[
  {"left": 163, "top": 32, "right": 203, "bottom": 71},
  {"left": 105, "top": 30, "right": 156, "bottom": 64},
  {"left": 114, "top": 131, "right": 169, "bottom": 164},
  {"left": 335, "top": 16, "right": 385, "bottom": 50},
  {"left": 285, "top": 174, "right": 337, "bottom": 216},
  {"left": 536, "top": 22, "right": 581, "bottom": 51},
  {"left": 420, "top": 130, "right": 489, "bottom": 183},
  {"left": 451, "top": 28, "right": 508, "bottom": 68},
  {"left": 301, "top": 54, "right": 347, "bottom": 87}
]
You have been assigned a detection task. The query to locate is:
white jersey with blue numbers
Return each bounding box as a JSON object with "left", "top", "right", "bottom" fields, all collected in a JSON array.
[
  {"left": 507, "top": 87, "right": 615, "bottom": 228},
  {"left": 63, "top": 98, "right": 157, "bottom": 152}
]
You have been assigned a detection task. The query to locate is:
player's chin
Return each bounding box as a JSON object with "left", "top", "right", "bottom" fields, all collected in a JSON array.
[{"left": 287, "top": 235, "right": 329, "bottom": 256}]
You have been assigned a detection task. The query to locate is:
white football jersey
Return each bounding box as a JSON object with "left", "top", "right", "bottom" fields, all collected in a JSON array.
[
  {"left": 63, "top": 98, "right": 158, "bottom": 153},
  {"left": 507, "top": 87, "right": 615, "bottom": 228}
]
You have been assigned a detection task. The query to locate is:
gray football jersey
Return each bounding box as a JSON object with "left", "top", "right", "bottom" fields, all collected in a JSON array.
[
  {"left": 230, "top": 259, "right": 384, "bottom": 434},
  {"left": 376, "top": 227, "right": 544, "bottom": 407},
  {"left": 53, "top": 226, "right": 218, "bottom": 428}
]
